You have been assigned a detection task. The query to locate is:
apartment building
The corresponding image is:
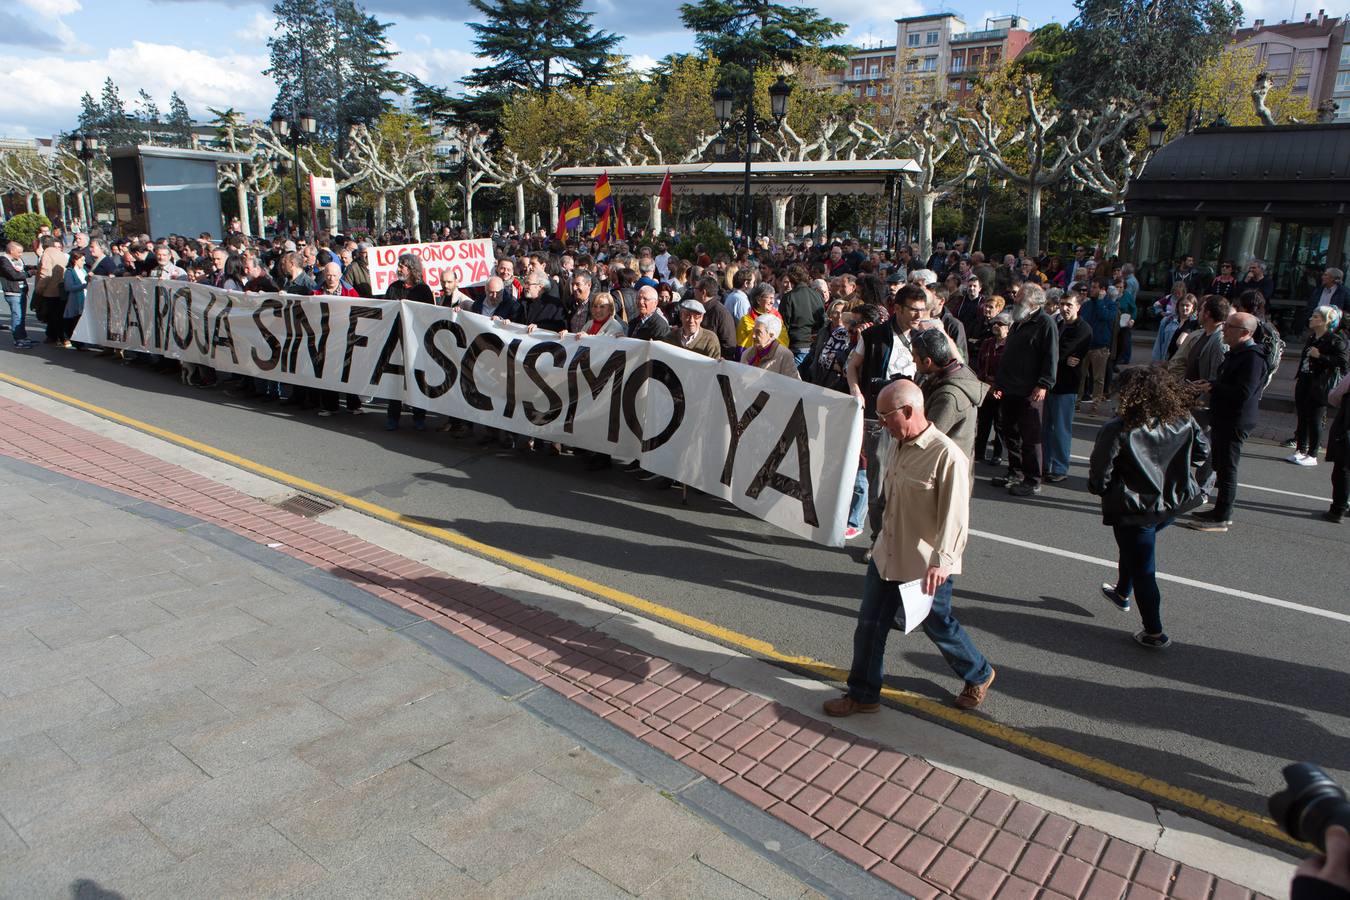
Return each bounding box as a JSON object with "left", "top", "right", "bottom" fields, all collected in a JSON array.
[
  {"left": 947, "top": 15, "right": 1033, "bottom": 100},
  {"left": 837, "top": 44, "right": 899, "bottom": 119},
  {"left": 1232, "top": 11, "right": 1348, "bottom": 120},
  {"left": 895, "top": 13, "right": 963, "bottom": 102},
  {"left": 820, "top": 11, "right": 1033, "bottom": 115}
]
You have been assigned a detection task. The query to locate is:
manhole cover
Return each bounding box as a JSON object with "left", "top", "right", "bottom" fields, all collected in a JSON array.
[{"left": 273, "top": 493, "right": 339, "bottom": 518}]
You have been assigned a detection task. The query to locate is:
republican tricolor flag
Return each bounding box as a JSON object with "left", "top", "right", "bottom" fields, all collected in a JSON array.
[
  {"left": 556, "top": 198, "right": 581, "bottom": 241},
  {"left": 593, "top": 172, "right": 612, "bottom": 218},
  {"left": 658, "top": 169, "right": 673, "bottom": 214}
]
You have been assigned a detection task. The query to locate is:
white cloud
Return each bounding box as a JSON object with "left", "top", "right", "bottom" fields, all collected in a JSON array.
[
  {"left": 629, "top": 54, "right": 659, "bottom": 72},
  {"left": 0, "top": 41, "right": 274, "bottom": 137},
  {"left": 17, "top": 0, "right": 82, "bottom": 15},
  {"left": 393, "top": 46, "right": 480, "bottom": 87},
  {"left": 233, "top": 11, "right": 274, "bottom": 44}
]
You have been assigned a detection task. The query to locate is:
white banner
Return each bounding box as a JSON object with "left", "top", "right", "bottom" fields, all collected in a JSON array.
[
  {"left": 368, "top": 239, "right": 494, "bottom": 295},
  {"left": 74, "top": 277, "right": 863, "bottom": 545}
]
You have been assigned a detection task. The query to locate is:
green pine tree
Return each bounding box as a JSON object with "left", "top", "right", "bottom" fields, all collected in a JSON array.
[
  {"left": 678, "top": 0, "right": 849, "bottom": 91},
  {"left": 167, "top": 93, "right": 195, "bottom": 148},
  {"left": 136, "top": 90, "right": 162, "bottom": 144},
  {"left": 98, "top": 77, "right": 136, "bottom": 147},
  {"left": 1053, "top": 0, "right": 1241, "bottom": 106},
  {"left": 464, "top": 0, "right": 621, "bottom": 95}
]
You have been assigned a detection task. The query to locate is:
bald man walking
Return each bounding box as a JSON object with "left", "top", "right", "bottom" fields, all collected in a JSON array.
[
  {"left": 825, "top": 380, "right": 996, "bottom": 715},
  {"left": 1184, "top": 312, "right": 1266, "bottom": 533}
]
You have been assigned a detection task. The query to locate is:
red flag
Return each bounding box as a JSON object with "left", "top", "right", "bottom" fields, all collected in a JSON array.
[
  {"left": 555, "top": 205, "right": 568, "bottom": 242},
  {"left": 614, "top": 198, "right": 625, "bottom": 241},
  {"left": 658, "top": 169, "right": 673, "bottom": 213}
]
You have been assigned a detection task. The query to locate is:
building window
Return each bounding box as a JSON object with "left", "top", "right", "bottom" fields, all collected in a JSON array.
[
  {"left": 968, "top": 51, "right": 982, "bottom": 67},
  {"left": 1294, "top": 74, "right": 1310, "bottom": 93},
  {"left": 907, "top": 33, "right": 921, "bottom": 47},
  {"left": 951, "top": 55, "right": 964, "bottom": 72},
  {"left": 1295, "top": 50, "right": 1313, "bottom": 71},
  {"left": 1336, "top": 70, "right": 1350, "bottom": 90},
  {"left": 1341, "top": 44, "right": 1350, "bottom": 66},
  {"left": 869, "top": 65, "right": 880, "bottom": 75},
  {"left": 905, "top": 82, "right": 915, "bottom": 92},
  {"left": 906, "top": 59, "right": 918, "bottom": 71},
  {"left": 922, "top": 56, "right": 937, "bottom": 72},
  {"left": 1267, "top": 51, "right": 1292, "bottom": 73},
  {"left": 866, "top": 85, "right": 876, "bottom": 96},
  {"left": 882, "top": 84, "right": 892, "bottom": 95},
  {"left": 853, "top": 66, "right": 863, "bottom": 76},
  {"left": 926, "top": 31, "right": 938, "bottom": 45}
]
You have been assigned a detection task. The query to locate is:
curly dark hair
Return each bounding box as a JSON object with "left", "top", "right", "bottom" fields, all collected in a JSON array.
[{"left": 1116, "top": 367, "right": 1200, "bottom": 429}]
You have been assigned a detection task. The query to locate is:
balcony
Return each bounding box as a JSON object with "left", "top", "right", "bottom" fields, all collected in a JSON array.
[
  {"left": 950, "top": 28, "right": 1009, "bottom": 44},
  {"left": 844, "top": 70, "right": 886, "bottom": 82}
]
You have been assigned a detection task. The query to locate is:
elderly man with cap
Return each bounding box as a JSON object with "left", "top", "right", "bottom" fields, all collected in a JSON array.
[{"left": 664, "top": 297, "right": 722, "bottom": 359}]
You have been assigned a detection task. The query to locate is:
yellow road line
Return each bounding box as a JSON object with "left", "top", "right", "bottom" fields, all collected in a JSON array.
[{"left": 0, "top": 370, "right": 1306, "bottom": 853}]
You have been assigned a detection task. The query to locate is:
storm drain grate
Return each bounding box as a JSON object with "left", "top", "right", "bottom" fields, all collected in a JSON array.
[{"left": 273, "top": 493, "right": 339, "bottom": 518}]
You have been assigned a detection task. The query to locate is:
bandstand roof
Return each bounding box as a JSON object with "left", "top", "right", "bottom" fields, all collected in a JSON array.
[{"left": 551, "top": 160, "right": 919, "bottom": 198}]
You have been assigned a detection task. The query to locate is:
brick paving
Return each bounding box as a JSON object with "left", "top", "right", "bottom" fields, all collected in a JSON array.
[{"left": 0, "top": 393, "right": 1271, "bottom": 900}]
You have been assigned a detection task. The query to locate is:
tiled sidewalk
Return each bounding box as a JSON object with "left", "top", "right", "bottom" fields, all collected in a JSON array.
[{"left": 0, "top": 393, "right": 1270, "bottom": 900}]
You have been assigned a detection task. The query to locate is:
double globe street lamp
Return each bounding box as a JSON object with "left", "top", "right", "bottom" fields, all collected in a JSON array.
[
  {"left": 269, "top": 109, "right": 317, "bottom": 238},
  {"left": 712, "top": 74, "right": 791, "bottom": 242},
  {"left": 70, "top": 132, "right": 101, "bottom": 231}
]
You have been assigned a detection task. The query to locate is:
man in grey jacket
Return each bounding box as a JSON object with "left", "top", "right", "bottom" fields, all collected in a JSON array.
[
  {"left": 913, "top": 327, "right": 986, "bottom": 462},
  {"left": 1173, "top": 295, "right": 1230, "bottom": 428}
]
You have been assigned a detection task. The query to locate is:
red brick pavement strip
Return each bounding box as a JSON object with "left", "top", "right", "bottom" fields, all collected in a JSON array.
[{"left": 0, "top": 395, "right": 1270, "bottom": 900}]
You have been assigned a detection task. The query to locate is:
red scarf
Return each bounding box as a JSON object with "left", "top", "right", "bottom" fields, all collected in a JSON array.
[
  {"left": 745, "top": 342, "right": 774, "bottom": 367},
  {"left": 586, "top": 316, "right": 609, "bottom": 335}
]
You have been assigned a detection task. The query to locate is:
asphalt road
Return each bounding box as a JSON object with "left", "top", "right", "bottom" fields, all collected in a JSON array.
[{"left": 3, "top": 339, "right": 1347, "bottom": 838}]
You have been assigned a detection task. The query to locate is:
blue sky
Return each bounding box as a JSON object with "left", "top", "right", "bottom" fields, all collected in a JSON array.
[{"left": 0, "top": 0, "right": 1322, "bottom": 139}]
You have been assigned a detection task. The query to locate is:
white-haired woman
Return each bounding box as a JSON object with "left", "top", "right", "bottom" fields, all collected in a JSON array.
[
  {"left": 577, "top": 292, "right": 626, "bottom": 337},
  {"left": 1289, "top": 305, "right": 1349, "bottom": 466},
  {"left": 743, "top": 314, "right": 800, "bottom": 379}
]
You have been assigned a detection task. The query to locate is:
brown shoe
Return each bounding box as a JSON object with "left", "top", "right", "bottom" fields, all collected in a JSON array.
[
  {"left": 823, "top": 695, "right": 880, "bottom": 717},
  {"left": 954, "top": 668, "right": 996, "bottom": 710}
]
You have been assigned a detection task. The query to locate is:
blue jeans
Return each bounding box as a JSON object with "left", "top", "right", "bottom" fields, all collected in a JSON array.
[
  {"left": 1041, "top": 392, "right": 1077, "bottom": 477},
  {"left": 792, "top": 347, "right": 811, "bottom": 366},
  {"left": 846, "top": 562, "right": 992, "bottom": 704},
  {"left": 1113, "top": 520, "right": 1170, "bottom": 635},
  {"left": 3, "top": 292, "right": 28, "bottom": 343},
  {"left": 847, "top": 466, "right": 867, "bottom": 529}
]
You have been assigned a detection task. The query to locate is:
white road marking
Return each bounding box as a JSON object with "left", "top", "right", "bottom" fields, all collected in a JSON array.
[
  {"left": 1066, "top": 454, "right": 1330, "bottom": 502},
  {"left": 969, "top": 530, "right": 1350, "bottom": 624}
]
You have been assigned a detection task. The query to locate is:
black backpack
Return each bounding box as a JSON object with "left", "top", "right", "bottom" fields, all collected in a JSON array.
[{"left": 1254, "top": 321, "right": 1285, "bottom": 394}]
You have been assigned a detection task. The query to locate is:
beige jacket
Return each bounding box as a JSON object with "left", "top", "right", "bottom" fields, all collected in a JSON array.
[
  {"left": 872, "top": 423, "right": 971, "bottom": 583},
  {"left": 663, "top": 326, "right": 723, "bottom": 360},
  {"left": 36, "top": 246, "right": 66, "bottom": 298}
]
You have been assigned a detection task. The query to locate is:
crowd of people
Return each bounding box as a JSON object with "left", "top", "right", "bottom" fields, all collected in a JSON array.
[{"left": 4, "top": 216, "right": 1349, "bottom": 705}]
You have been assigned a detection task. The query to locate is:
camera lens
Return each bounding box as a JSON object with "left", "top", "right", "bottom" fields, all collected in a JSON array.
[{"left": 1269, "top": 763, "right": 1350, "bottom": 852}]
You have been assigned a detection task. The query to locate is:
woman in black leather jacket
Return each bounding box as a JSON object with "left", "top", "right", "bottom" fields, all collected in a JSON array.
[{"left": 1088, "top": 368, "right": 1210, "bottom": 648}]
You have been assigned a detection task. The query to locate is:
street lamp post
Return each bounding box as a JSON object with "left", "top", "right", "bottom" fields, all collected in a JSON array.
[
  {"left": 272, "top": 157, "right": 291, "bottom": 238},
  {"left": 71, "top": 133, "right": 100, "bottom": 231},
  {"left": 966, "top": 168, "right": 991, "bottom": 254},
  {"left": 270, "top": 109, "right": 317, "bottom": 238},
  {"left": 445, "top": 144, "right": 470, "bottom": 234},
  {"left": 1146, "top": 113, "right": 1168, "bottom": 150},
  {"left": 712, "top": 74, "right": 791, "bottom": 243}
]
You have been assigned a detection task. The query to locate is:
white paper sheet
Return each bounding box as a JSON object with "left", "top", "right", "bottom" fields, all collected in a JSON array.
[{"left": 898, "top": 579, "right": 934, "bottom": 633}]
